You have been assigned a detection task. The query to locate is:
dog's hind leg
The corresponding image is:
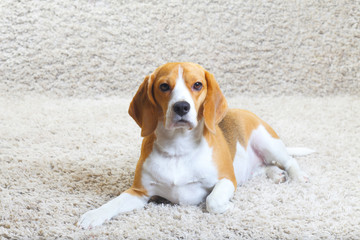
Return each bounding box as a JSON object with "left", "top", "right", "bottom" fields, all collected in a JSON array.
[{"left": 250, "top": 125, "right": 309, "bottom": 183}]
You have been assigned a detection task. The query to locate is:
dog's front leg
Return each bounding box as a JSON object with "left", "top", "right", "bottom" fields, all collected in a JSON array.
[
  {"left": 206, "top": 178, "right": 235, "bottom": 214},
  {"left": 78, "top": 189, "right": 149, "bottom": 229}
]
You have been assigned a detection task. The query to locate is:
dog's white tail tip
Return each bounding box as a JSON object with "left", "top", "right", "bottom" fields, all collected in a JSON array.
[{"left": 286, "top": 147, "right": 316, "bottom": 156}]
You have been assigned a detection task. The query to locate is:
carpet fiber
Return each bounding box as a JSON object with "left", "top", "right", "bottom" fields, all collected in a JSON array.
[
  {"left": 0, "top": 0, "right": 359, "bottom": 97},
  {"left": 1, "top": 96, "right": 359, "bottom": 239},
  {"left": 1, "top": 0, "right": 359, "bottom": 239}
]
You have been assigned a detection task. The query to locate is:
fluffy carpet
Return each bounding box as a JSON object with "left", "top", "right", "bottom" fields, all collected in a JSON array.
[
  {"left": 0, "top": 0, "right": 359, "bottom": 97},
  {"left": 1, "top": 95, "right": 359, "bottom": 239},
  {"left": 1, "top": 0, "right": 359, "bottom": 239}
]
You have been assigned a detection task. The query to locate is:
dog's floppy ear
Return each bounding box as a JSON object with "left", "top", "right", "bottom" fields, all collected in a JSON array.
[
  {"left": 203, "top": 71, "right": 228, "bottom": 134},
  {"left": 128, "top": 75, "right": 158, "bottom": 137}
]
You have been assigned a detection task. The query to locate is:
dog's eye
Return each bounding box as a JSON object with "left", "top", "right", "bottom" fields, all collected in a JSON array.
[
  {"left": 159, "top": 83, "right": 170, "bottom": 92},
  {"left": 193, "top": 82, "right": 203, "bottom": 91}
]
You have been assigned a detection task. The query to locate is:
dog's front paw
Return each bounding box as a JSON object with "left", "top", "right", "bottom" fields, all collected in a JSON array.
[
  {"left": 206, "top": 195, "right": 232, "bottom": 214},
  {"left": 78, "top": 208, "right": 111, "bottom": 229}
]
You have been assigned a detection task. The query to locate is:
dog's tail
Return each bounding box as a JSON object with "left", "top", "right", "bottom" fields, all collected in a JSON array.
[{"left": 286, "top": 147, "right": 316, "bottom": 156}]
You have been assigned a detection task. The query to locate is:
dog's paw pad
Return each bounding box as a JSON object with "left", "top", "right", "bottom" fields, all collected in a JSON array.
[
  {"left": 266, "top": 166, "right": 288, "bottom": 184},
  {"left": 274, "top": 171, "right": 288, "bottom": 184}
]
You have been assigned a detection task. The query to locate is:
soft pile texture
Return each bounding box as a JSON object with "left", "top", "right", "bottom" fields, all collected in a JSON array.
[
  {"left": 1, "top": 0, "right": 359, "bottom": 98},
  {"left": 0, "top": 0, "right": 359, "bottom": 239},
  {"left": 1, "top": 96, "right": 359, "bottom": 239}
]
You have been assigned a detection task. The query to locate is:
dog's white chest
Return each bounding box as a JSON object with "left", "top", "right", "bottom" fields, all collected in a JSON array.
[{"left": 141, "top": 138, "right": 218, "bottom": 205}]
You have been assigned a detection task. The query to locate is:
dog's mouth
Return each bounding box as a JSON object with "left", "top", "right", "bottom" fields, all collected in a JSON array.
[
  {"left": 169, "top": 118, "right": 194, "bottom": 129},
  {"left": 178, "top": 119, "right": 188, "bottom": 123},
  {"left": 165, "top": 110, "right": 197, "bottom": 130},
  {"left": 174, "top": 119, "right": 190, "bottom": 126}
]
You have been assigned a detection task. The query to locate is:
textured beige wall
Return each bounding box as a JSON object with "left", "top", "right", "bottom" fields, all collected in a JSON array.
[{"left": 1, "top": 0, "right": 359, "bottom": 97}]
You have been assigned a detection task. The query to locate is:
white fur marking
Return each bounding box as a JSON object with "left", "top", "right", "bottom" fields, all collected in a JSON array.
[
  {"left": 232, "top": 125, "right": 309, "bottom": 184},
  {"left": 142, "top": 121, "right": 218, "bottom": 205},
  {"left": 232, "top": 142, "right": 263, "bottom": 185},
  {"left": 165, "top": 66, "right": 197, "bottom": 130},
  {"left": 206, "top": 178, "right": 234, "bottom": 213},
  {"left": 286, "top": 147, "right": 315, "bottom": 156},
  {"left": 78, "top": 193, "right": 148, "bottom": 229}
]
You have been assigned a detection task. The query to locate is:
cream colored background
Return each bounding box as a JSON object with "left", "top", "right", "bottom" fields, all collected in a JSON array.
[
  {"left": 0, "top": 0, "right": 359, "bottom": 239},
  {"left": 1, "top": 0, "right": 359, "bottom": 97}
]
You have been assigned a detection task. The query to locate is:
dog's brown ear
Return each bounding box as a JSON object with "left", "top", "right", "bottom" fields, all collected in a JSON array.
[
  {"left": 203, "top": 71, "right": 228, "bottom": 134},
  {"left": 128, "top": 75, "right": 158, "bottom": 137}
]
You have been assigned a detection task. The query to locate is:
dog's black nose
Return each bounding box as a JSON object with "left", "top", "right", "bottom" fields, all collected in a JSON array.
[{"left": 173, "top": 101, "right": 190, "bottom": 117}]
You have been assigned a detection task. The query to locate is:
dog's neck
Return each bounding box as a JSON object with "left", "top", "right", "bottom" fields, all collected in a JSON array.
[{"left": 154, "top": 119, "right": 205, "bottom": 157}]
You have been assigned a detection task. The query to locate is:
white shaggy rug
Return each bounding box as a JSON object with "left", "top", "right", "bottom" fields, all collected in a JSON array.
[
  {"left": 1, "top": 0, "right": 359, "bottom": 239},
  {"left": 0, "top": 0, "right": 359, "bottom": 98},
  {"left": 1, "top": 95, "right": 359, "bottom": 239}
]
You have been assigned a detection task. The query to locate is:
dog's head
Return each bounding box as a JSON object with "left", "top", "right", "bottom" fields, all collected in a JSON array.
[{"left": 129, "top": 62, "right": 228, "bottom": 137}]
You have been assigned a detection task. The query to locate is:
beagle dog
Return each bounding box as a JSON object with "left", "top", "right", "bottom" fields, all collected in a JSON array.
[{"left": 78, "top": 62, "right": 313, "bottom": 229}]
